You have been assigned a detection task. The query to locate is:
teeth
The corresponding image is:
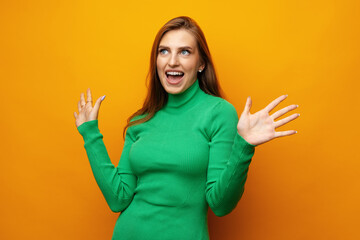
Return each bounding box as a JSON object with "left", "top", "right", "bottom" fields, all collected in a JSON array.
[{"left": 167, "top": 72, "right": 184, "bottom": 76}]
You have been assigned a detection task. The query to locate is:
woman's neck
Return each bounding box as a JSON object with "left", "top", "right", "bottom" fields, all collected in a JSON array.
[{"left": 165, "top": 79, "right": 200, "bottom": 109}]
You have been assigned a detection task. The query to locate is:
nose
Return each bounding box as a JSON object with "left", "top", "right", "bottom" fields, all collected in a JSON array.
[{"left": 168, "top": 53, "right": 179, "bottom": 67}]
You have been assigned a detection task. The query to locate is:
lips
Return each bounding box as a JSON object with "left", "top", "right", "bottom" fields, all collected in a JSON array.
[{"left": 165, "top": 70, "right": 184, "bottom": 85}]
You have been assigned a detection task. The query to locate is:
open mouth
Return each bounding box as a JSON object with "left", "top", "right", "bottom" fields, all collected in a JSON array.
[
  {"left": 166, "top": 71, "right": 184, "bottom": 84},
  {"left": 166, "top": 71, "right": 184, "bottom": 79}
]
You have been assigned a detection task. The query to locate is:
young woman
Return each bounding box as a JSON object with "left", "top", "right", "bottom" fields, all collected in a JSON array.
[{"left": 74, "top": 16, "right": 299, "bottom": 240}]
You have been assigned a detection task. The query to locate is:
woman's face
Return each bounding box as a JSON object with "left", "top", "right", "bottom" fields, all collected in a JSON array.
[{"left": 157, "top": 29, "right": 204, "bottom": 95}]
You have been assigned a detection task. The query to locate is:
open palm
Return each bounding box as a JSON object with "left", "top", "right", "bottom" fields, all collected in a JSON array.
[
  {"left": 237, "top": 95, "right": 300, "bottom": 147},
  {"left": 73, "top": 88, "right": 105, "bottom": 128}
]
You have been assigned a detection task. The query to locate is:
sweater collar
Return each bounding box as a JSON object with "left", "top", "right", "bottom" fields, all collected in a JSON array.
[{"left": 165, "top": 79, "right": 200, "bottom": 109}]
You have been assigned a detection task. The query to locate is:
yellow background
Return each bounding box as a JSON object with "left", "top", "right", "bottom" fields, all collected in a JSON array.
[{"left": 1, "top": 0, "right": 359, "bottom": 239}]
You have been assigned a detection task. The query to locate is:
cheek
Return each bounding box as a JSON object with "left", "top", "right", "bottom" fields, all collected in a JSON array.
[
  {"left": 156, "top": 58, "right": 166, "bottom": 82},
  {"left": 156, "top": 56, "right": 164, "bottom": 68},
  {"left": 184, "top": 55, "right": 200, "bottom": 69},
  {"left": 184, "top": 60, "right": 198, "bottom": 73},
  {"left": 156, "top": 57, "right": 161, "bottom": 69},
  {"left": 156, "top": 58, "right": 161, "bottom": 70}
]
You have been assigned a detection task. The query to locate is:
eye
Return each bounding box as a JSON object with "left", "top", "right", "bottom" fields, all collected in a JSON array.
[
  {"left": 159, "top": 49, "right": 168, "bottom": 55},
  {"left": 181, "top": 50, "right": 190, "bottom": 55}
]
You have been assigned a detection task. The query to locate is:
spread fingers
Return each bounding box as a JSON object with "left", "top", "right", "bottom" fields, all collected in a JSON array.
[
  {"left": 80, "top": 92, "right": 86, "bottom": 107},
  {"left": 78, "top": 100, "right": 82, "bottom": 112},
  {"left": 86, "top": 88, "right": 93, "bottom": 105}
]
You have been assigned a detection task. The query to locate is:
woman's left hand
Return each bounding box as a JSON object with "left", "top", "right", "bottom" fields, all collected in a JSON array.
[{"left": 237, "top": 95, "right": 300, "bottom": 147}]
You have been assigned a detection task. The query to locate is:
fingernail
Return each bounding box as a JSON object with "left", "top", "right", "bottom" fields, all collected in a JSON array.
[{"left": 101, "top": 95, "right": 106, "bottom": 101}]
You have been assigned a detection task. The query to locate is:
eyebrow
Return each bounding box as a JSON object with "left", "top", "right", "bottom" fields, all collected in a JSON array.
[{"left": 158, "top": 45, "right": 193, "bottom": 50}]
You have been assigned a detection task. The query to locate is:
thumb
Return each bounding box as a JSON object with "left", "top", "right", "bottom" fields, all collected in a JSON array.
[
  {"left": 243, "top": 96, "right": 252, "bottom": 114},
  {"left": 93, "top": 95, "right": 105, "bottom": 115}
]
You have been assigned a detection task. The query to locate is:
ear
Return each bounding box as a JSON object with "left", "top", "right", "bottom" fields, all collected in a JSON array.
[{"left": 199, "top": 60, "right": 205, "bottom": 71}]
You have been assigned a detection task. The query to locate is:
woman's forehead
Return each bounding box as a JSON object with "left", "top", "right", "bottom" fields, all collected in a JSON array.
[{"left": 159, "top": 29, "right": 197, "bottom": 48}]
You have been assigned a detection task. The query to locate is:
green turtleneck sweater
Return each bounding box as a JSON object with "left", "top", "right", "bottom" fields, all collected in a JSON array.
[{"left": 77, "top": 79, "right": 256, "bottom": 240}]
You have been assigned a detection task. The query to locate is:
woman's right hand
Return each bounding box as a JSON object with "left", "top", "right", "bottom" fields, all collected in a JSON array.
[{"left": 74, "top": 88, "right": 105, "bottom": 128}]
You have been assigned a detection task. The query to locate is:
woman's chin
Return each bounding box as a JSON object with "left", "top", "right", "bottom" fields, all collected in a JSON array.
[{"left": 164, "top": 85, "right": 184, "bottom": 95}]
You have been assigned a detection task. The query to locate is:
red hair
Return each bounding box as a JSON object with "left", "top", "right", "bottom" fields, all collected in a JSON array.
[{"left": 123, "top": 16, "right": 223, "bottom": 138}]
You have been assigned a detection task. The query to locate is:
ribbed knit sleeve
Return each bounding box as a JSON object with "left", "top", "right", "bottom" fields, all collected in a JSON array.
[
  {"left": 77, "top": 120, "right": 137, "bottom": 213},
  {"left": 205, "top": 101, "right": 256, "bottom": 217}
]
